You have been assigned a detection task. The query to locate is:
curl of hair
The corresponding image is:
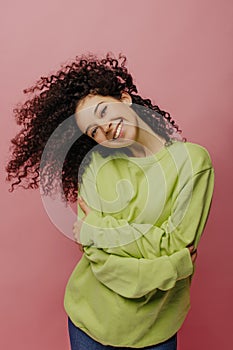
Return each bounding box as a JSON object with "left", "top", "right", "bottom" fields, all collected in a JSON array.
[{"left": 5, "top": 51, "right": 186, "bottom": 203}]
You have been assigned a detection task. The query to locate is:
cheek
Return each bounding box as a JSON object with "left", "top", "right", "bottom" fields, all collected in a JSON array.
[
  {"left": 94, "top": 131, "right": 106, "bottom": 144},
  {"left": 95, "top": 137, "right": 103, "bottom": 144},
  {"left": 124, "top": 123, "right": 137, "bottom": 137}
]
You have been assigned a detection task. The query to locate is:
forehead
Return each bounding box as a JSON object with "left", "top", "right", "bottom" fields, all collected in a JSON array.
[
  {"left": 76, "top": 94, "right": 116, "bottom": 113},
  {"left": 75, "top": 94, "right": 117, "bottom": 131}
]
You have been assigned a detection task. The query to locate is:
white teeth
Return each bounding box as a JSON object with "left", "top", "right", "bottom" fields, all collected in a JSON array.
[{"left": 113, "top": 121, "right": 122, "bottom": 139}]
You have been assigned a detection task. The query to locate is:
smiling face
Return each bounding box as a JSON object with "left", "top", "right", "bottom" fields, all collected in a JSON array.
[{"left": 75, "top": 92, "right": 139, "bottom": 149}]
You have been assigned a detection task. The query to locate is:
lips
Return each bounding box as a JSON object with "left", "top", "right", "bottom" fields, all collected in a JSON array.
[{"left": 113, "top": 119, "right": 123, "bottom": 139}]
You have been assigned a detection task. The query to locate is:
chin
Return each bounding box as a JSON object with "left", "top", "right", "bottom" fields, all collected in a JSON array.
[{"left": 103, "top": 138, "right": 135, "bottom": 149}]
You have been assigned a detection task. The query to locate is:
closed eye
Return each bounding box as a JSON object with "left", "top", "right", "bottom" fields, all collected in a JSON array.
[
  {"left": 91, "top": 106, "right": 107, "bottom": 137},
  {"left": 89, "top": 106, "right": 107, "bottom": 137},
  {"left": 91, "top": 126, "right": 98, "bottom": 138},
  {"left": 101, "top": 106, "right": 107, "bottom": 117}
]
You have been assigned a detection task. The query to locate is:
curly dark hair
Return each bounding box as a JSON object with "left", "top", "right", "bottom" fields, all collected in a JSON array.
[{"left": 5, "top": 52, "right": 186, "bottom": 203}]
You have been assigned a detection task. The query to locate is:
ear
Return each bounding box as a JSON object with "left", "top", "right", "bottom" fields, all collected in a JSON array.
[{"left": 120, "top": 91, "right": 132, "bottom": 105}]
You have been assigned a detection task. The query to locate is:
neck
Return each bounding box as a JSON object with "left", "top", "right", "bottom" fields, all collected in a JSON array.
[{"left": 128, "top": 118, "right": 167, "bottom": 157}]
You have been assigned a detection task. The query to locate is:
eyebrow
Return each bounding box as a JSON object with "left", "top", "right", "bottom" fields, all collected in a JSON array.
[
  {"left": 85, "top": 101, "right": 106, "bottom": 134},
  {"left": 94, "top": 101, "right": 105, "bottom": 115}
]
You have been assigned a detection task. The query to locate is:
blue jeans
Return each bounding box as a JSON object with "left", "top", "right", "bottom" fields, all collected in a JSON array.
[{"left": 68, "top": 317, "right": 177, "bottom": 350}]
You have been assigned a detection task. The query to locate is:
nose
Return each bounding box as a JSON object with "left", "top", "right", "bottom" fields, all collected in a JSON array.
[{"left": 104, "top": 122, "right": 112, "bottom": 135}]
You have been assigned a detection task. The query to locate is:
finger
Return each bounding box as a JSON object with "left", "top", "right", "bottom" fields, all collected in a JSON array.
[
  {"left": 73, "top": 221, "right": 80, "bottom": 234},
  {"left": 78, "top": 196, "right": 86, "bottom": 204},
  {"left": 191, "top": 251, "right": 198, "bottom": 263},
  {"left": 76, "top": 242, "right": 84, "bottom": 252},
  {"left": 188, "top": 246, "right": 194, "bottom": 253},
  {"left": 78, "top": 196, "right": 84, "bottom": 207},
  {"left": 78, "top": 197, "right": 88, "bottom": 213}
]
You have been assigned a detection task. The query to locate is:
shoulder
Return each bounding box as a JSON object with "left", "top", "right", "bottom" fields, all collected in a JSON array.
[
  {"left": 170, "top": 140, "right": 214, "bottom": 173},
  {"left": 184, "top": 141, "right": 213, "bottom": 171}
]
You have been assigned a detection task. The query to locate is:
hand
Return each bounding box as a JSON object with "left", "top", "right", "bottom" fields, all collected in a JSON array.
[
  {"left": 188, "top": 245, "right": 198, "bottom": 264},
  {"left": 72, "top": 220, "right": 84, "bottom": 252},
  {"left": 78, "top": 196, "right": 92, "bottom": 216},
  {"left": 72, "top": 196, "right": 92, "bottom": 252}
]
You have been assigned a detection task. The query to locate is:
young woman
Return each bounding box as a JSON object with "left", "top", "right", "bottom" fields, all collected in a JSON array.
[{"left": 6, "top": 52, "right": 215, "bottom": 349}]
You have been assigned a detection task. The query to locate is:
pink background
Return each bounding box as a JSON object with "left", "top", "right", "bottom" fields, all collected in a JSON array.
[{"left": 1, "top": 1, "right": 232, "bottom": 349}]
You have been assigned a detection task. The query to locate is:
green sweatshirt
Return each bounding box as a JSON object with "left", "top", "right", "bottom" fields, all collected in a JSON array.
[{"left": 64, "top": 140, "right": 215, "bottom": 348}]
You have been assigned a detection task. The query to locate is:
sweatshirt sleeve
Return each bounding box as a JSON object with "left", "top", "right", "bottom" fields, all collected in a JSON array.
[
  {"left": 78, "top": 167, "right": 214, "bottom": 258},
  {"left": 83, "top": 245, "right": 194, "bottom": 298}
]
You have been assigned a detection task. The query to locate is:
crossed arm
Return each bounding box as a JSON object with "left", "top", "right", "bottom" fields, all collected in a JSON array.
[
  {"left": 72, "top": 167, "right": 214, "bottom": 298},
  {"left": 74, "top": 168, "right": 214, "bottom": 256}
]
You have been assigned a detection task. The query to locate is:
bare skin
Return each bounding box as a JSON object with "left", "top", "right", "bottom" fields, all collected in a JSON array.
[{"left": 75, "top": 92, "right": 167, "bottom": 158}]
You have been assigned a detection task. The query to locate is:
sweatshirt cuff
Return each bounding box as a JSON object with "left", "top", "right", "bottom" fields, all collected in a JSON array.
[{"left": 169, "top": 248, "right": 194, "bottom": 280}]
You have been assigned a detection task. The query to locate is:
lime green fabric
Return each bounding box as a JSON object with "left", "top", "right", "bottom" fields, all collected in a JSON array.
[{"left": 64, "top": 140, "right": 215, "bottom": 348}]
